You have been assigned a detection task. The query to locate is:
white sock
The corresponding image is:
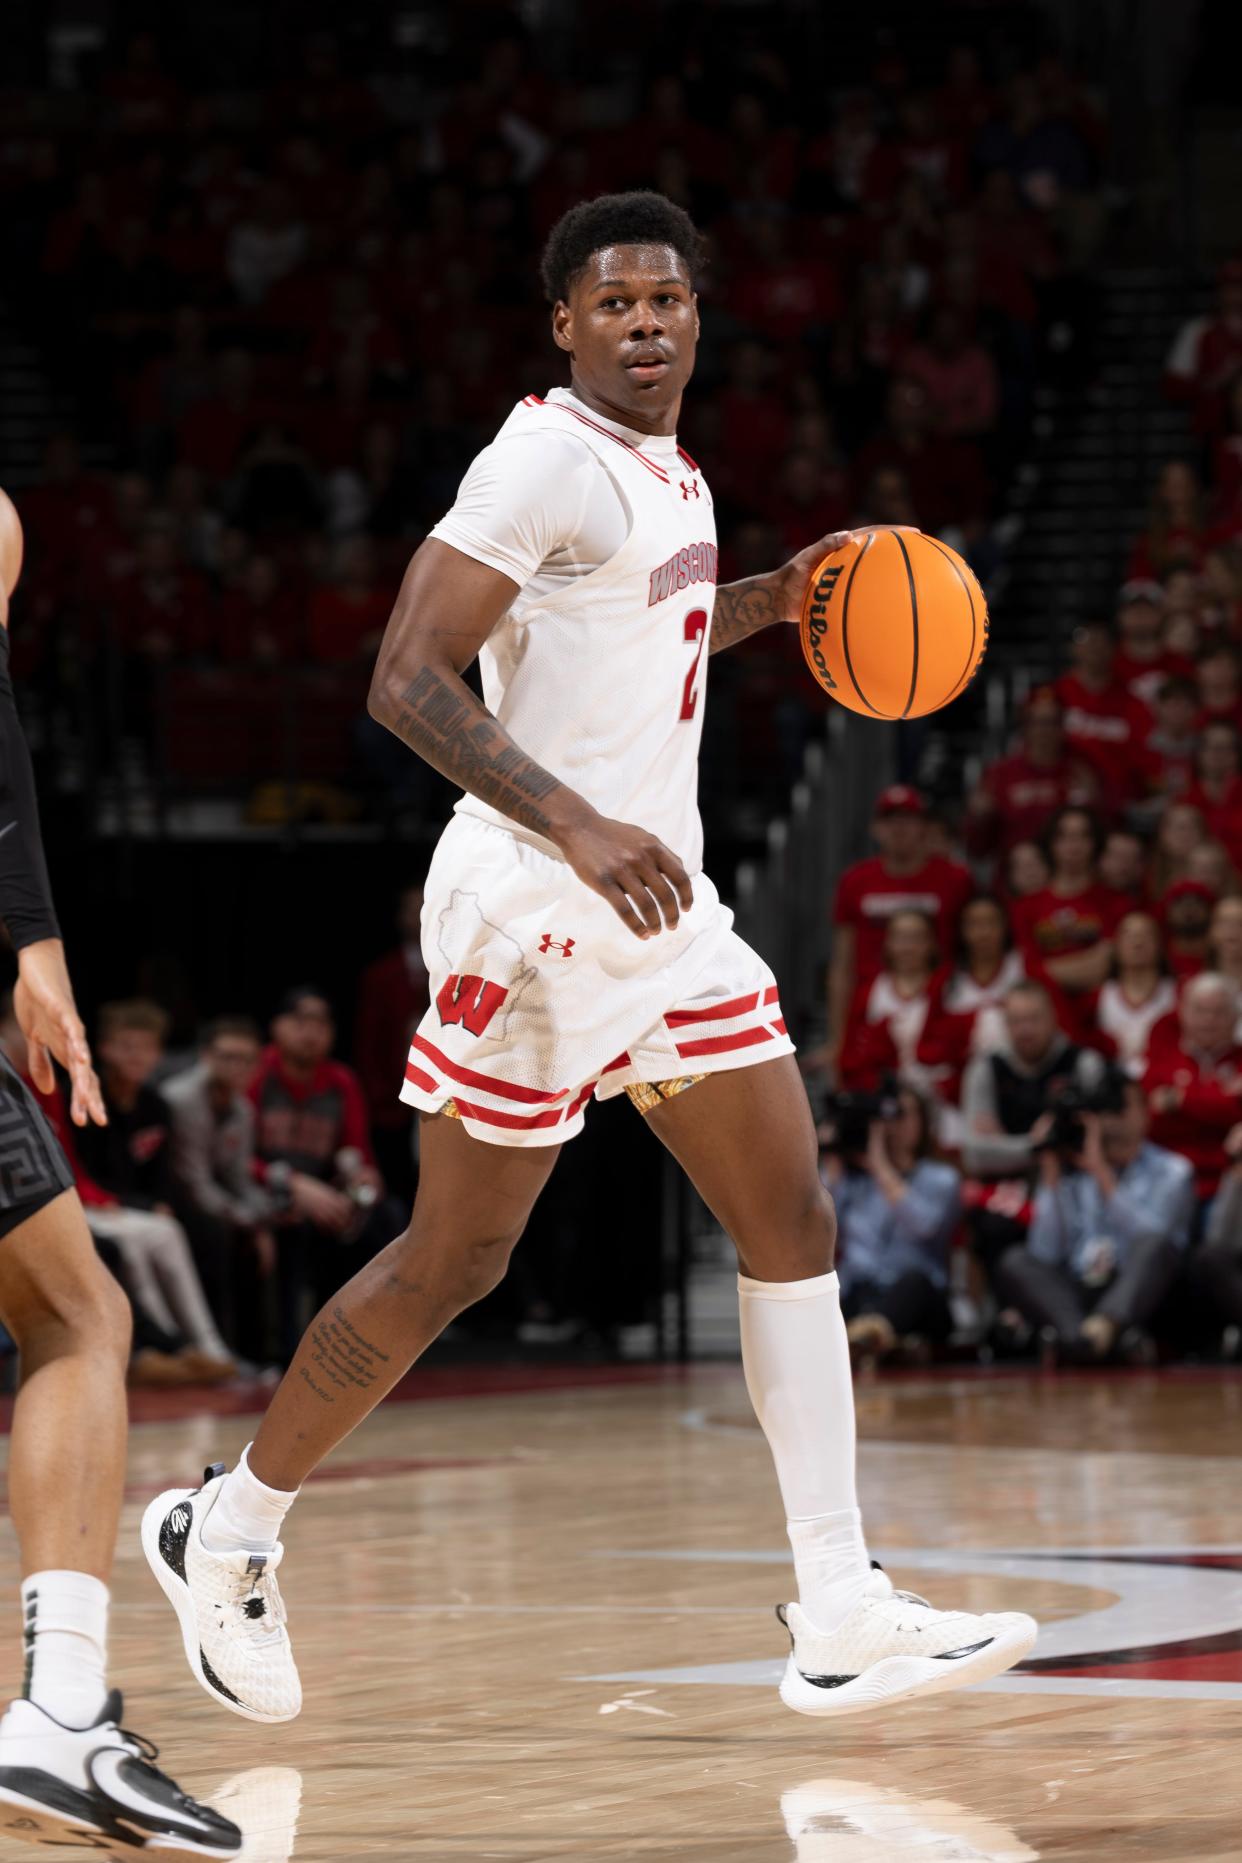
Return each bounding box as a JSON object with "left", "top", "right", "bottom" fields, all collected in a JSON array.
[
  {"left": 20, "top": 1570, "right": 109, "bottom": 1729},
  {"left": 738, "top": 1269, "right": 871, "bottom": 1633},
  {"left": 201, "top": 1443, "right": 299, "bottom": 1556}
]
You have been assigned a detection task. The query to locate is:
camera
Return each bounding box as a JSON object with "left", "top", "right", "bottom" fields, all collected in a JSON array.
[
  {"left": 1031, "top": 1064, "right": 1128, "bottom": 1155},
  {"left": 821, "top": 1075, "right": 902, "bottom": 1156}
]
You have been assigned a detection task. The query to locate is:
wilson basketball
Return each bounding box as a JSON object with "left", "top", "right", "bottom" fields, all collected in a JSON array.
[
  {"left": 799, "top": 528, "right": 988, "bottom": 720},
  {"left": 0, "top": 487, "right": 22, "bottom": 597}
]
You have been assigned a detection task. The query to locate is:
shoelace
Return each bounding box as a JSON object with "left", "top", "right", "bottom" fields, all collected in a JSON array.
[
  {"left": 231, "top": 1558, "right": 286, "bottom": 1642},
  {"left": 114, "top": 1726, "right": 209, "bottom": 1814}
]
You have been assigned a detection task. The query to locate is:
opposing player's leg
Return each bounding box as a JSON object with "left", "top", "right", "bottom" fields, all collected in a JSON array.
[
  {"left": 0, "top": 1190, "right": 241, "bottom": 1857},
  {"left": 643, "top": 1056, "right": 1037, "bottom": 1718},
  {"left": 141, "top": 1111, "right": 560, "bottom": 1722}
]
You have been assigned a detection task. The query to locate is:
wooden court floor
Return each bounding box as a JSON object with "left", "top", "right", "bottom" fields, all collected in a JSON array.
[{"left": 2, "top": 1363, "right": 1241, "bottom": 1861}]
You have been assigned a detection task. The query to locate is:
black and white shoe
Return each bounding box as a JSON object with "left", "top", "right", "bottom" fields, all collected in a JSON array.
[
  {"left": 0, "top": 1690, "right": 241, "bottom": 1858},
  {"left": 141, "top": 1466, "right": 301, "bottom": 1725},
  {"left": 777, "top": 1566, "right": 1038, "bottom": 1718}
]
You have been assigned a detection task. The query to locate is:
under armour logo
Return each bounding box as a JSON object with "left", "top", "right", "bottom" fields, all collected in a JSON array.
[
  {"left": 680, "top": 479, "right": 700, "bottom": 500},
  {"left": 539, "top": 934, "right": 575, "bottom": 957}
]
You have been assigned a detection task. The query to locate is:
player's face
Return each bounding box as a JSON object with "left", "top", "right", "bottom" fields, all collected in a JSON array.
[{"left": 554, "top": 244, "right": 698, "bottom": 435}]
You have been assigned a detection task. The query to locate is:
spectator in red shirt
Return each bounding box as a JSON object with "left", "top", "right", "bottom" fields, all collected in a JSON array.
[
  {"left": 828, "top": 785, "right": 971, "bottom": 1067},
  {"left": 900, "top": 307, "right": 999, "bottom": 440},
  {"left": 839, "top": 909, "right": 944, "bottom": 1094},
  {"left": 1113, "top": 581, "right": 1181, "bottom": 709},
  {"left": 1133, "top": 676, "right": 1199, "bottom": 823},
  {"left": 1003, "top": 839, "right": 1052, "bottom": 901},
  {"left": 1099, "top": 829, "right": 1148, "bottom": 910},
  {"left": 852, "top": 375, "right": 988, "bottom": 538},
  {"left": 1160, "top": 879, "right": 1217, "bottom": 980},
  {"left": 1145, "top": 972, "right": 1242, "bottom": 1204},
  {"left": 1012, "top": 806, "right": 1124, "bottom": 996},
  {"left": 966, "top": 688, "right": 1102, "bottom": 857},
  {"left": 1053, "top": 621, "right": 1152, "bottom": 801},
  {"left": 250, "top": 986, "right": 405, "bottom": 1362},
  {"left": 354, "top": 886, "right": 429, "bottom": 1201},
  {"left": 1184, "top": 722, "right": 1242, "bottom": 867},
  {"left": 1150, "top": 801, "right": 1208, "bottom": 898},
  {"left": 1088, "top": 912, "right": 1178, "bottom": 1069},
  {"left": 1163, "top": 256, "right": 1242, "bottom": 442},
  {"left": 1195, "top": 646, "right": 1242, "bottom": 733},
  {"left": 307, "top": 534, "right": 390, "bottom": 665}
]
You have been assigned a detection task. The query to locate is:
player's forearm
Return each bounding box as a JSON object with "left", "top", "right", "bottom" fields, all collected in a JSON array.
[
  {"left": 708, "top": 576, "right": 784, "bottom": 655},
  {"left": 368, "top": 659, "right": 592, "bottom": 842}
]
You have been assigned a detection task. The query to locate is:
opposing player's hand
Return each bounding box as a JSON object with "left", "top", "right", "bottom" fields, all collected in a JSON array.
[
  {"left": 556, "top": 809, "right": 694, "bottom": 939},
  {"left": 13, "top": 937, "right": 106, "bottom": 1127}
]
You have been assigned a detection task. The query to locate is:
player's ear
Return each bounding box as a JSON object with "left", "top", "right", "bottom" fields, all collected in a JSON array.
[
  {"left": 691, "top": 291, "right": 700, "bottom": 341},
  {"left": 552, "top": 300, "right": 573, "bottom": 354}
]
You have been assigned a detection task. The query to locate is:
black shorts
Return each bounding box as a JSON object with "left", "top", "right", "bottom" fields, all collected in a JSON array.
[{"left": 0, "top": 1051, "right": 75, "bottom": 1243}]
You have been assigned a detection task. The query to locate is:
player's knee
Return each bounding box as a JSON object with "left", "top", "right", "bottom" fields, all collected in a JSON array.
[
  {"left": 11, "top": 1255, "right": 131, "bottom": 1364},
  {"left": 448, "top": 1231, "right": 522, "bottom": 1310},
  {"left": 387, "top": 1221, "right": 523, "bottom": 1315},
  {"left": 736, "top": 1180, "right": 836, "bottom": 1279}
]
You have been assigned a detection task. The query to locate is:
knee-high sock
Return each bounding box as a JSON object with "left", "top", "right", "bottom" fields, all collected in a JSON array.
[
  {"left": 738, "top": 1269, "right": 870, "bottom": 1632},
  {"left": 20, "top": 1571, "right": 109, "bottom": 1728}
]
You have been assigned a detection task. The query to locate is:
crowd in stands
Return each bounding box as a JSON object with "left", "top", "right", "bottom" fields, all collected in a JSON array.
[
  {"left": 824, "top": 480, "right": 1242, "bottom": 1366},
  {"left": 1, "top": 14, "right": 1105, "bottom": 814},
  {"left": 0, "top": 939, "right": 421, "bottom": 1383}
]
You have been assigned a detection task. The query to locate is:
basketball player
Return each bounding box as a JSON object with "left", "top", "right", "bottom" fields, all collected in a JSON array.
[
  {"left": 144, "top": 193, "right": 1036, "bottom": 1723},
  {"left": 0, "top": 491, "right": 241, "bottom": 1857}
]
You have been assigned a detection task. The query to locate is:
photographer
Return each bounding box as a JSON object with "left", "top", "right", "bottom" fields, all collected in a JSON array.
[
  {"left": 993, "top": 1068, "right": 1193, "bottom": 1361},
  {"left": 821, "top": 1080, "right": 960, "bottom": 1361},
  {"left": 961, "top": 980, "right": 1107, "bottom": 1266}
]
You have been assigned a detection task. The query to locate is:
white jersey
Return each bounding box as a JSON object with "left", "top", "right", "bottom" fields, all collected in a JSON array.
[{"left": 430, "top": 386, "right": 718, "bottom": 872}]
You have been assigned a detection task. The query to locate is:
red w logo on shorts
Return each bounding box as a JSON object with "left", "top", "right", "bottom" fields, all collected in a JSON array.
[{"left": 436, "top": 974, "right": 509, "bottom": 1038}]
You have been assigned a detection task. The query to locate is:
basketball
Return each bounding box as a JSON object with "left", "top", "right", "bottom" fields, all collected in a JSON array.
[
  {"left": 799, "top": 528, "right": 989, "bottom": 720},
  {"left": 0, "top": 486, "right": 23, "bottom": 598}
]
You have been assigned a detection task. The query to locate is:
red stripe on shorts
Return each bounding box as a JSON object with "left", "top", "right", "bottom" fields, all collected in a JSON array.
[
  {"left": 404, "top": 1063, "right": 439, "bottom": 1094},
  {"left": 565, "top": 1079, "right": 598, "bottom": 1117},
  {"left": 411, "top": 1034, "right": 565, "bottom": 1105},
  {"left": 665, "top": 990, "right": 760, "bottom": 1029},
  {"left": 674, "top": 1025, "right": 776, "bottom": 1060},
  {"left": 764, "top": 985, "right": 780, "bottom": 1005},
  {"left": 771, "top": 1018, "right": 787, "bottom": 1035},
  {"left": 451, "top": 1095, "right": 566, "bottom": 1132},
  {"left": 601, "top": 1052, "right": 631, "bottom": 1074}
]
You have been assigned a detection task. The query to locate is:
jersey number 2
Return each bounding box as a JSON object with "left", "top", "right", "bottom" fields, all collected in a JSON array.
[{"left": 679, "top": 608, "right": 708, "bottom": 721}]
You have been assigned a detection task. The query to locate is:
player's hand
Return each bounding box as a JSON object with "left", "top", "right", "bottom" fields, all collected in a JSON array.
[
  {"left": 13, "top": 937, "right": 106, "bottom": 1128},
  {"left": 554, "top": 807, "right": 694, "bottom": 939},
  {"left": 774, "top": 526, "right": 920, "bottom": 626}
]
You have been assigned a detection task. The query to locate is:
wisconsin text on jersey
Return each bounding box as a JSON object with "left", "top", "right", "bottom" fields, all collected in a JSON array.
[{"left": 648, "top": 542, "right": 718, "bottom": 606}]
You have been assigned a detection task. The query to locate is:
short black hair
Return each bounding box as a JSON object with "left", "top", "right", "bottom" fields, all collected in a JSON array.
[
  {"left": 539, "top": 190, "right": 704, "bottom": 303},
  {"left": 275, "top": 986, "right": 332, "bottom": 1020}
]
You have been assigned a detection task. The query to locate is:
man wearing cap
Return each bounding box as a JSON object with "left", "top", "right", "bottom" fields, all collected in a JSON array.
[
  {"left": 1113, "top": 581, "right": 1188, "bottom": 710},
  {"left": 966, "top": 688, "right": 1103, "bottom": 857},
  {"left": 827, "top": 787, "right": 971, "bottom": 1070}
]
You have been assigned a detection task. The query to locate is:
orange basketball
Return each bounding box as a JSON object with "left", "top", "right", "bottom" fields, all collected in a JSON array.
[
  {"left": 799, "top": 528, "right": 988, "bottom": 720},
  {"left": 0, "top": 486, "right": 23, "bottom": 598}
]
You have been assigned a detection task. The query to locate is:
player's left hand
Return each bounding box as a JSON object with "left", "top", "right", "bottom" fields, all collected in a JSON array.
[
  {"left": 13, "top": 937, "right": 107, "bottom": 1127},
  {"left": 774, "top": 526, "right": 921, "bottom": 625}
]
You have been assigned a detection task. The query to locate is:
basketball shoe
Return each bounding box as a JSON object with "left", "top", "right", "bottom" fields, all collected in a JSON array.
[
  {"left": 140, "top": 1466, "right": 301, "bottom": 1725},
  {"left": 777, "top": 1565, "right": 1037, "bottom": 1718},
  {"left": 0, "top": 1691, "right": 242, "bottom": 1858}
]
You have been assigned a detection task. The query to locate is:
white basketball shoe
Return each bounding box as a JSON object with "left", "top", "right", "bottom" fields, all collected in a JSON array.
[
  {"left": 141, "top": 1465, "right": 301, "bottom": 1725},
  {"left": 778, "top": 1565, "right": 1037, "bottom": 1718},
  {"left": 0, "top": 1690, "right": 242, "bottom": 1858}
]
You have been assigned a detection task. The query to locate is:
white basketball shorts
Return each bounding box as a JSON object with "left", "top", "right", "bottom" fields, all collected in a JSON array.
[{"left": 399, "top": 813, "right": 795, "bottom": 1147}]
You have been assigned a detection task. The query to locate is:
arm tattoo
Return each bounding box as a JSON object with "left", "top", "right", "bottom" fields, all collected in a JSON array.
[
  {"left": 297, "top": 1304, "right": 391, "bottom": 1405},
  {"left": 709, "top": 577, "right": 784, "bottom": 655},
  {"left": 388, "top": 665, "right": 562, "bottom": 836}
]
